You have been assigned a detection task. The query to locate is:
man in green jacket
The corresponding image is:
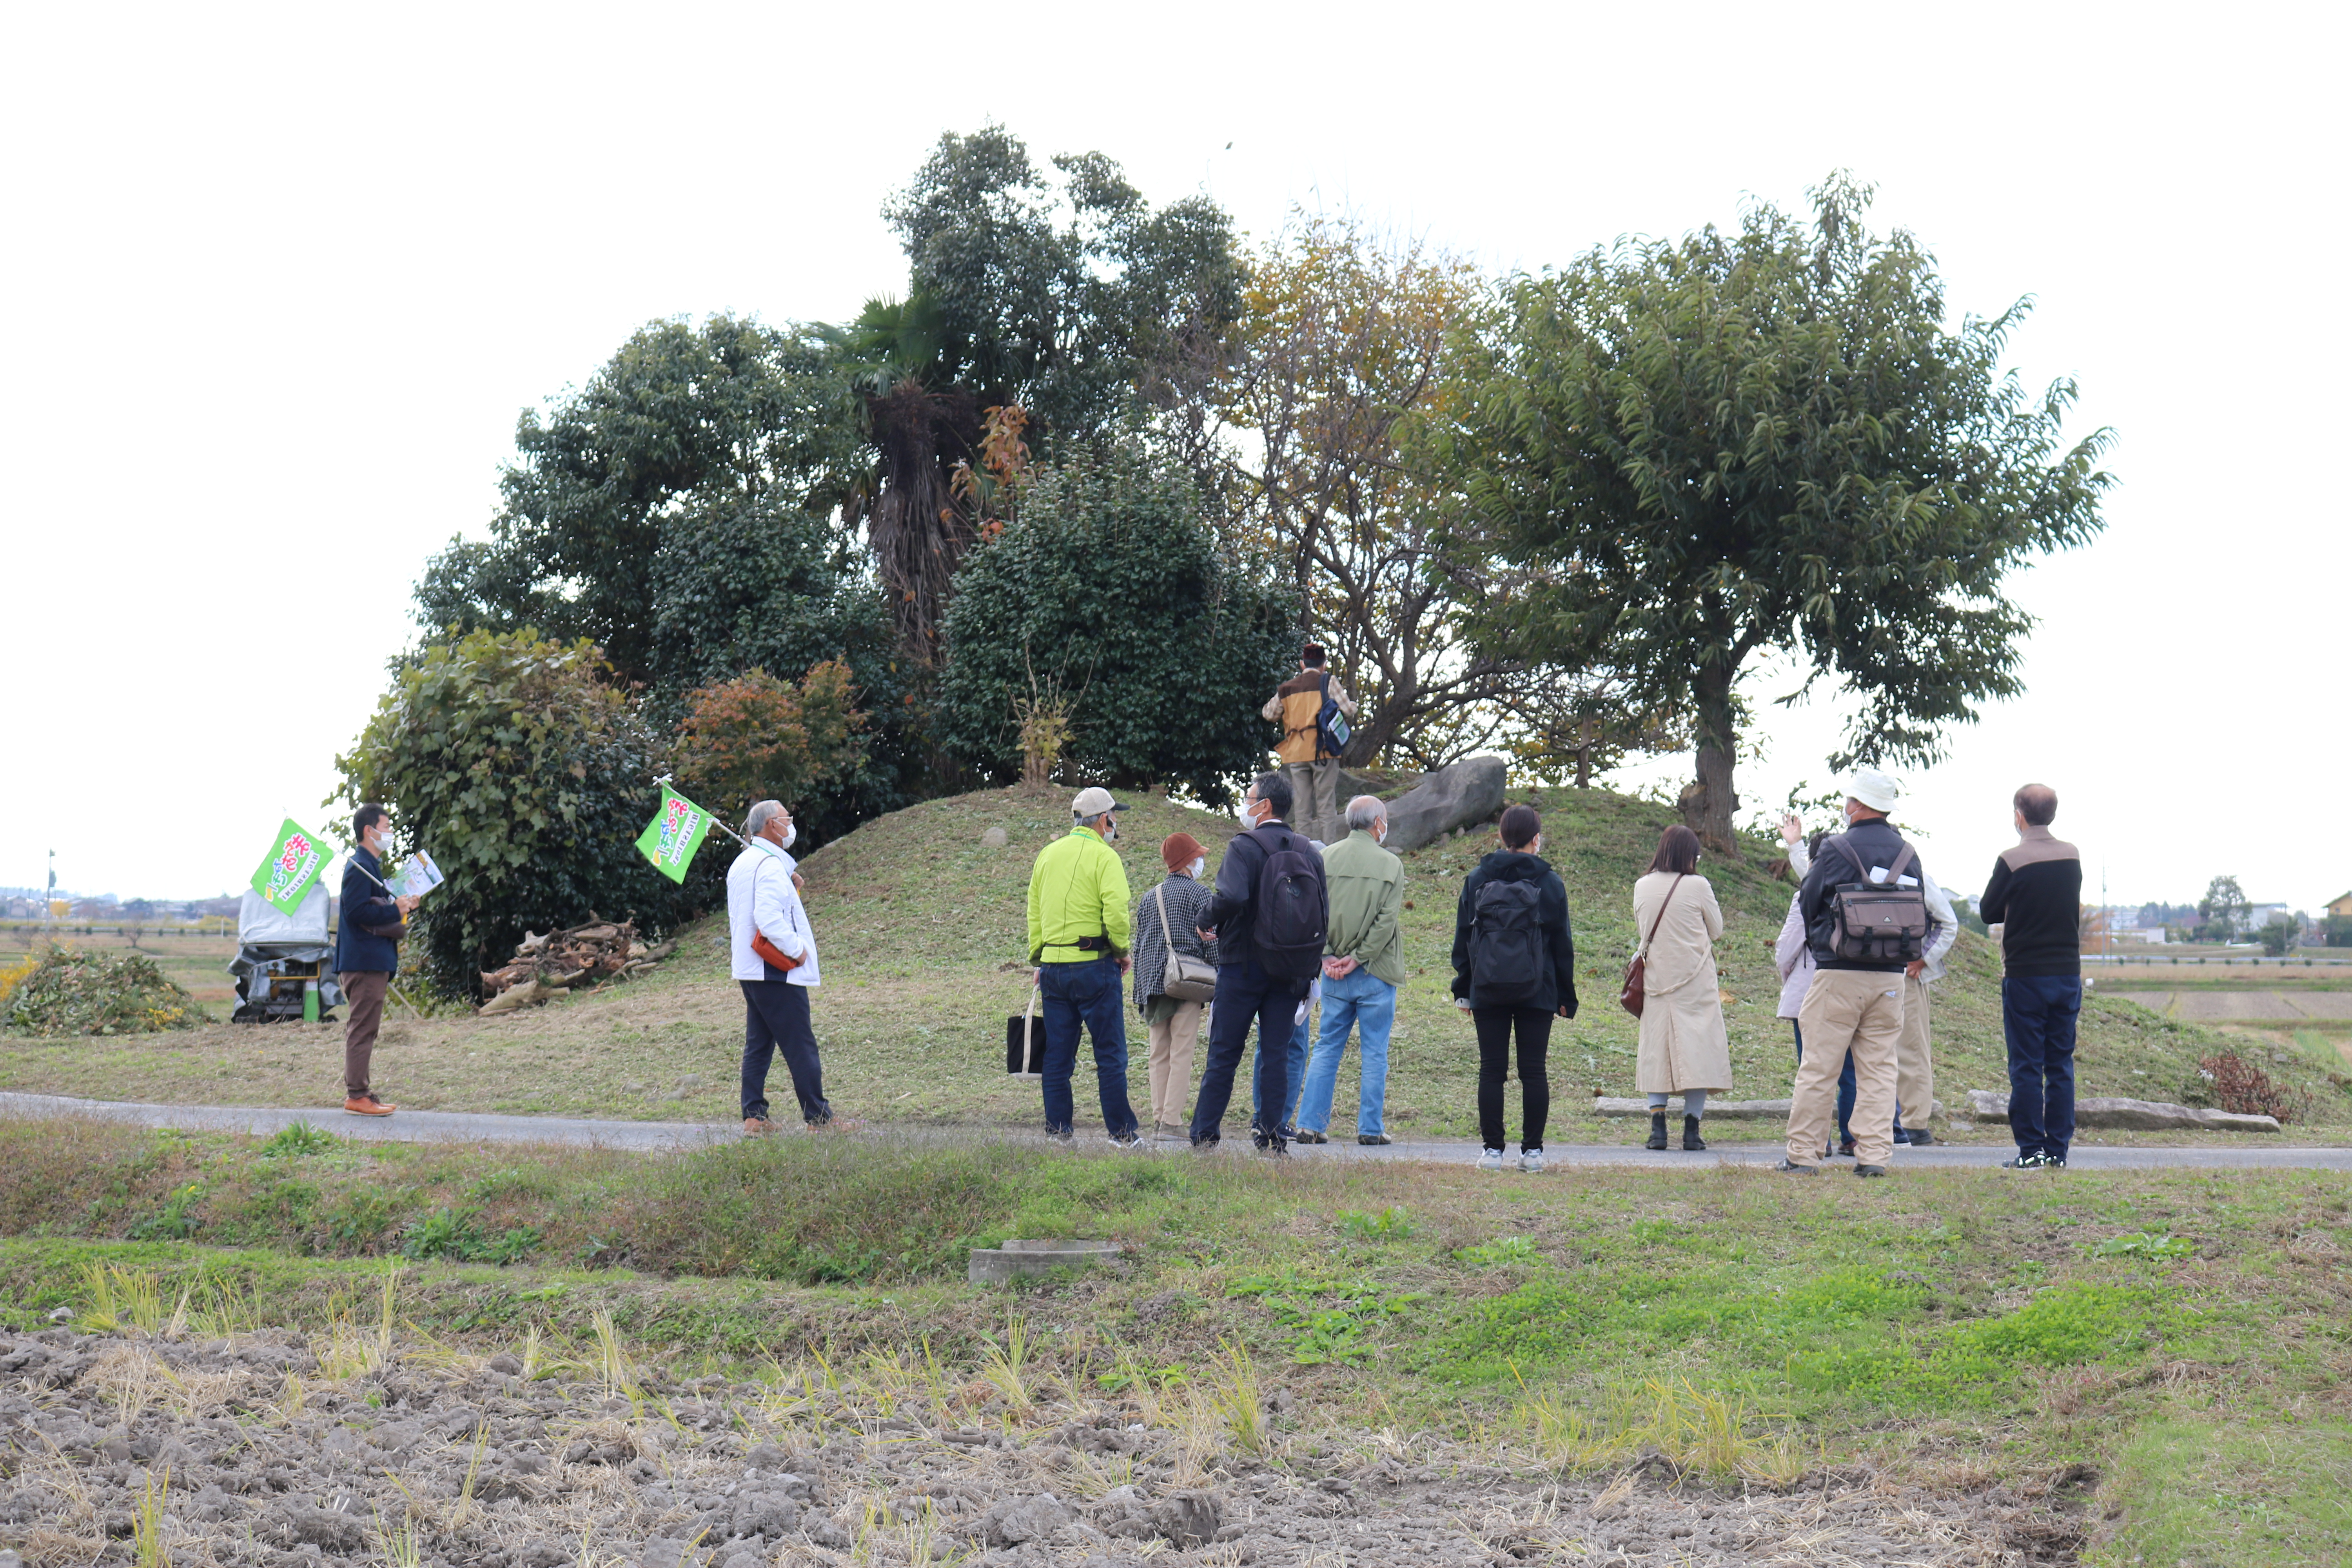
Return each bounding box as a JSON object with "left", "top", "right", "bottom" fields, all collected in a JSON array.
[
  {"left": 1294, "top": 795, "right": 1406, "bottom": 1145},
  {"left": 1026, "top": 787, "right": 1142, "bottom": 1147}
]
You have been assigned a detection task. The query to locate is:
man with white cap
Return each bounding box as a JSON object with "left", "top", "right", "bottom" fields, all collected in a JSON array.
[
  {"left": 1779, "top": 767, "right": 1936, "bottom": 1178},
  {"left": 1026, "top": 787, "right": 1143, "bottom": 1147}
]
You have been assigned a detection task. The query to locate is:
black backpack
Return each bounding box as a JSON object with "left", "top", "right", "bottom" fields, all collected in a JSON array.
[
  {"left": 1471, "top": 876, "right": 1545, "bottom": 1004},
  {"left": 1251, "top": 827, "right": 1328, "bottom": 981}
]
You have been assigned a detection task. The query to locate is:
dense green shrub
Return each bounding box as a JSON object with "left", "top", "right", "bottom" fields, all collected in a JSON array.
[
  {"left": 333, "top": 628, "right": 705, "bottom": 997},
  {"left": 936, "top": 448, "right": 1294, "bottom": 805}
]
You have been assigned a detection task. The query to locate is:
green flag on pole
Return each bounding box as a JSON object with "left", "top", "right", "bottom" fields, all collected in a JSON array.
[
  {"left": 251, "top": 818, "right": 331, "bottom": 916},
  {"left": 636, "top": 785, "right": 717, "bottom": 884}
]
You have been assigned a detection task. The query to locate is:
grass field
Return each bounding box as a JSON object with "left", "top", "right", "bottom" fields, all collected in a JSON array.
[
  {"left": 0, "top": 1122, "right": 2346, "bottom": 1563},
  {"left": 5, "top": 784, "right": 2348, "bottom": 1143}
]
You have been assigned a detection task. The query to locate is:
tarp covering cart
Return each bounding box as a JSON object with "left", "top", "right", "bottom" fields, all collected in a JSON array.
[{"left": 229, "top": 886, "right": 344, "bottom": 1022}]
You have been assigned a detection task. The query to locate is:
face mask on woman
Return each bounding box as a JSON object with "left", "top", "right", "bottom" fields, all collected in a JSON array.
[{"left": 1189, "top": 857, "right": 1207, "bottom": 879}]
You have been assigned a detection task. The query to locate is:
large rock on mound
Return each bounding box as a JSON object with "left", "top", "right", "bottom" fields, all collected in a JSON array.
[{"left": 1342, "top": 755, "right": 1507, "bottom": 853}]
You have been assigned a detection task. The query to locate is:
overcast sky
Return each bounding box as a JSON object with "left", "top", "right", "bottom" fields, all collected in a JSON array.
[{"left": 5, "top": 2, "right": 2344, "bottom": 913}]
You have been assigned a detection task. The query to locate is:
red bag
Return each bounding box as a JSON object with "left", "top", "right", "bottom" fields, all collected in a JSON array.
[{"left": 751, "top": 931, "right": 799, "bottom": 973}]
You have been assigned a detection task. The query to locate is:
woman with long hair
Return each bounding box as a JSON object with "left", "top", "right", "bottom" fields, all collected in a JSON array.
[{"left": 1632, "top": 824, "right": 1731, "bottom": 1150}]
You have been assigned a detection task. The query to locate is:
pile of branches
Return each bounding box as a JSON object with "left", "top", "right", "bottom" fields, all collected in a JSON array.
[
  {"left": 4, "top": 947, "right": 201, "bottom": 1036},
  {"left": 478, "top": 918, "right": 675, "bottom": 1015},
  {"left": 2198, "top": 1049, "right": 2314, "bottom": 1125}
]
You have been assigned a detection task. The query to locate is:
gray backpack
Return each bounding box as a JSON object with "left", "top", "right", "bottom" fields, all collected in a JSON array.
[{"left": 1820, "top": 835, "right": 1930, "bottom": 962}]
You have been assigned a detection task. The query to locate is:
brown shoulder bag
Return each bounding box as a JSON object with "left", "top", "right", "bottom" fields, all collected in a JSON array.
[{"left": 1619, "top": 873, "right": 1686, "bottom": 1018}]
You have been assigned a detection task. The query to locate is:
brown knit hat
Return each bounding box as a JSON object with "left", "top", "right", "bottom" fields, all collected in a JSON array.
[{"left": 1162, "top": 831, "right": 1206, "bottom": 873}]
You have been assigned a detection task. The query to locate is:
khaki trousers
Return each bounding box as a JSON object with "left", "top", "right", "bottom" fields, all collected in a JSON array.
[
  {"left": 1896, "top": 973, "right": 1935, "bottom": 1131},
  {"left": 1283, "top": 759, "right": 1341, "bottom": 838},
  {"left": 338, "top": 970, "right": 388, "bottom": 1098},
  {"left": 1147, "top": 1000, "right": 1204, "bottom": 1127},
  {"left": 1789, "top": 968, "right": 1904, "bottom": 1167}
]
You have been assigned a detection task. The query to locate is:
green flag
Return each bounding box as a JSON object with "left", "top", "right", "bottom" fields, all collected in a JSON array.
[
  {"left": 251, "top": 818, "right": 331, "bottom": 915},
  {"left": 636, "top": 786, "right": 717, "bottom": 884}
]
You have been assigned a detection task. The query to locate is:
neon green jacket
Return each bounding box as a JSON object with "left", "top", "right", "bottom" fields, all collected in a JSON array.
[{"left": 1027, "top": 826, "right": 1133, "bottom": 964}]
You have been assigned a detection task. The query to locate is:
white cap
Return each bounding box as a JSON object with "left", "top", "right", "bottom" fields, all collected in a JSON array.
[
  {"left": 1070, "top": 786, "right": 1126, "bottom": 818},
  {"left": 1846, "top": 767, "right": 1901, "bottom": 814}
]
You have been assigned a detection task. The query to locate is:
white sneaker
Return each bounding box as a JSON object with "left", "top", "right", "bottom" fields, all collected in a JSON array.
[
  {"left": 1475, "top": 1148, "right": 1506, "bottom": 1172},
  {"left": 1519, "top": 1150, "right": 1546, "bottom": 1174}
]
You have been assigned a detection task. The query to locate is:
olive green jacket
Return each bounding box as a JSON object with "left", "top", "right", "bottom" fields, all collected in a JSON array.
[{"left": 1323, "top": 828, "right": 1406, "bottom": 985}]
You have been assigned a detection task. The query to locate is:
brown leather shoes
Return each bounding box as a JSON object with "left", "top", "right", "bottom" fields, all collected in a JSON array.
[
  {"left": 343, "top": 1096, "right": 395, "bottom": 1117},
  {"left": 742, "top": 1116, "right": 777, "bottom": 1137}
]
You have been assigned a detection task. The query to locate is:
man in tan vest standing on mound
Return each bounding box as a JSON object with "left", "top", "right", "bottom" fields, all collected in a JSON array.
[{"left": 1262, "top": 643, "right": 1357, "bottom": 840}]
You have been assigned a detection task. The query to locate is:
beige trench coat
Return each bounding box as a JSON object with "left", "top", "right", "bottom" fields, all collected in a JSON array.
[{"left": 1632, "top": 871, "right": 1732, "bottom": 1094}]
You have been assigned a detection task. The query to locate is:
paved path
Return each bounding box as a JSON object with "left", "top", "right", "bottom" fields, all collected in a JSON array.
[{"left": 4, "top": 1091, "right": 2350, "bottom": 1171}]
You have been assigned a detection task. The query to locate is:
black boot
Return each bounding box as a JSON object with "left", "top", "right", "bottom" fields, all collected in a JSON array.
[
  {"left": 1645, "top": 1112, "right": 1668, "bottom": 1150},
  {"left": 1682, "top": 1115, "right": 1707, "bottom": 1152}
]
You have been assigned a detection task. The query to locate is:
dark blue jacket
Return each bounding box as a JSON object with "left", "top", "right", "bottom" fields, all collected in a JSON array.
[
  {"left": 1799, "top": 816, "right": 1928, "bottom": 972},
  {"left": 335, "top": 849, "right": 405, "bottom": 974}
]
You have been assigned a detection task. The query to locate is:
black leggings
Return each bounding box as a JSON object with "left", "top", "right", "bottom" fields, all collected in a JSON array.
[{"left": 1474, "top": 1005, "right": 1553, "bottom": 1152}]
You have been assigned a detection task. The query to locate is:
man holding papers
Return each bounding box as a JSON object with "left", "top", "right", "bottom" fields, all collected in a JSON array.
[{"left": 335, "top": 805, "right": 419, "bottom": 1116}]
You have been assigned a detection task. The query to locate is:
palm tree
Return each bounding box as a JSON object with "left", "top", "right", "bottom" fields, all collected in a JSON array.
[{"left": 824, "top": 293, "right": 981, "bottom": 666}]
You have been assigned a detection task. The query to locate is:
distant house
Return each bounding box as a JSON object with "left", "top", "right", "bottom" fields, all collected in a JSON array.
[
  {"left": 2243, "top": 902, "right": 2293, "bottom": 931},
  {"left": 2330, "top": 892, "right": 2352, "bottom": 922}
]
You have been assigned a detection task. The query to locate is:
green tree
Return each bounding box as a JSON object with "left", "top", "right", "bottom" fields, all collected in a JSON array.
[
  {"left": 2198, "top": 875, "right": 2249, "bottom": 945},
  {"left": 843, "top": 126, "right": 1245, "bottom": 665},
  {"left": 415, "top": 315, "right": 863, "bottom": 686},
  {"left": 935, "top": 448, "right": 1294, "bottom": 806},
  {"left": 2256, "top": 915, "right": 2299, "bottom": 958},
  {"left": 332, "top": 629, "right": 703, "bottom": 997},
  {"left": 1431, "top": 176, "right": 2112, "bottom": 850}
]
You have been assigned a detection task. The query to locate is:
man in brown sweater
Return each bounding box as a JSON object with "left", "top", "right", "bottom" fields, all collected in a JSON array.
[{"left": 1261, "top": 644, "right": 1357, "bottom": 840}]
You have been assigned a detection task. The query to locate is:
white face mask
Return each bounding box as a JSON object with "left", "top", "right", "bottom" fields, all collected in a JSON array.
[
  {"left": 1190, "top": 857, "right": 1207, "bottom": 879},
  {"left": 780, "top": 822, "right": 797, "bottom": 848},
  {"left": 1375, "top": 825, "right": 1387, "bottom": 845},
  {"left": 1234, "top": 800, "right": 1259, "bottom": 827}
]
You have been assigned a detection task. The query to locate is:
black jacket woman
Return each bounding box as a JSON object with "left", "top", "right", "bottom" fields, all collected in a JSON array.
[{"left": 1450, "top": 804, "right": 1577, "bottom": 1172}]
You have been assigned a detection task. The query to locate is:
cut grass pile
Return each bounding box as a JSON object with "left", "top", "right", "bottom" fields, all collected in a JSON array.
[
  {"left": 0, "top": 1122, "right": 2346, "bottom": 1562},
  {"left": 8, "top": 783, "right": 2345, "bottom": 1144}
]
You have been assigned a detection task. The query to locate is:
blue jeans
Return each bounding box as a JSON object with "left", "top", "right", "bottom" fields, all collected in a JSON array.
[
  {"left": 1298, "top": 969, "right": 1395, "bottom": 1136},
  {"left": 1251, "top": 1006, "right": 1312, "bottom": 1132},
  {"left": 1038, "top": 958, "right": 1138, "bottom": 1138},
  {"left": 1192, "top": 957, "right": 1306, "bottom": 1146},
  {"left": 1792, "top": 1020, "right": 1857, "bottom": 1143},
  {"left": 2003, "top": 975, "right": 2082, "bottom": 1159}
]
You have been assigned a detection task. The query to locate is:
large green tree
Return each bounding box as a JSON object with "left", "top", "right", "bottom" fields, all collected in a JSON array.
[
  {"left": 1432, "top": 176, "right": 2112, "bottom": 849},
  {"left": 845, "top": 126, "right": 1245, "bottom": 664},
  {"left": 416, "top": 315, "right": 862, "bottom": 686},
  {"left": 935, "top": 449, "right": 1293, "bottom": 806}
]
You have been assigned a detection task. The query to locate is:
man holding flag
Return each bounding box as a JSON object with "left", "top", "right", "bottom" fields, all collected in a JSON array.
[
  {"left": 335, "top": 805, "right": 417, "bottom": 1116},
  {"left": 728, "top": 799, "right": 839, "bottom": 1134}
]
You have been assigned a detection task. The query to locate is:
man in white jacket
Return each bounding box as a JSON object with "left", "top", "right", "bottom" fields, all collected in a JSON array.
[
  {"left": 728, "top": 799, "right": 837, "bottom": 1134},
  {"left": 1780, "top": 814, "right": 1956, "bottom": 1146}
]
